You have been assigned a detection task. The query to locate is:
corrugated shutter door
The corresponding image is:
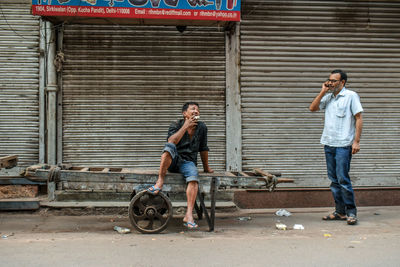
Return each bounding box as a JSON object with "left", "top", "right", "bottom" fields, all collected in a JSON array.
[
  {"left": 0, "top": 2, "right": 39, "bottom": 166},
  {"left": 241, "top": 0, "right": 400, "bottom": 186},
  {"left": 62, "top": 25, "right": 226, "bottom": 171}
]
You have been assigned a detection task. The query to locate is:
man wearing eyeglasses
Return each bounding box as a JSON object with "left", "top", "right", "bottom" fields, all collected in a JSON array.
[{"left": 309, "top": 69, "right": 363, "bottom": 225}]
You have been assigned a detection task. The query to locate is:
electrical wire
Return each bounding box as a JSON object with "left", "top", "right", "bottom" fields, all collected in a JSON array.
[{"left": 0, "top": 4, "right": 31, "bottom": 40}]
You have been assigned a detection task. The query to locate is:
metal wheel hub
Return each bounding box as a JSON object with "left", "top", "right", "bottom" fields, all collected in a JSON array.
[{"left": 145, "top": 207, "right": 156, "bottom": 217}]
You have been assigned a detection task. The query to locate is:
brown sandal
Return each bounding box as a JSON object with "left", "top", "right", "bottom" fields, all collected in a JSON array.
[{"left": 322, "top": 211, "right": 347, "bottom": 221}]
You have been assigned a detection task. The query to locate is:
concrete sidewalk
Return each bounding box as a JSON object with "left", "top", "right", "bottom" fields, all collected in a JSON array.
[{"left": 1, "top": 206, "right": 399, "bottom": 266}]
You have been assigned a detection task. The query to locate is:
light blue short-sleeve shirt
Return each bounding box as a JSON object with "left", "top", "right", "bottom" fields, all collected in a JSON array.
[{"left": 319, "top": 87, "right": 363, "bottom": 147}]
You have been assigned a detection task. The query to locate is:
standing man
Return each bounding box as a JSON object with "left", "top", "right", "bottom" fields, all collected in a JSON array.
[
  {"left": 148, "top": 102, "right": 213, "bottom": 229},
  {"left": 309, "top": 69, "right": 363, "bottom": 225}
]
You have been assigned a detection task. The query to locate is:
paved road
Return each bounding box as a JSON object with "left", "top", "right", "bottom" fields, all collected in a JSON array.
[{"left": 1, "top": 206, "right": 399, "bottom": 267}]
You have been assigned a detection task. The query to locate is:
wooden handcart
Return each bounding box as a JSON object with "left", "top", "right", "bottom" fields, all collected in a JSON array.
[{"left": 24, "top": 164, "right": 293, "bottom": 234}]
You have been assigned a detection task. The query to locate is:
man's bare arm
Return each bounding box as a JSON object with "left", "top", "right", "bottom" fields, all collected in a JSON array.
[
  {"left": 167, "top": 118, "right": 197, "bottom": 145},
  {"left": 352, "top": 112, "right": 363, "bottom": 154},
  {"left": 309, "top": 82, "right": 330, "bottom": 112},
  {"left": 200, "top": 151, "right": 213, "bottom": 173}
]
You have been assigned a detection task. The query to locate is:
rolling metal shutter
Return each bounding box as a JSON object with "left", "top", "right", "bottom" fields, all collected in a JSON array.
[
  {"left": 0, "top": 2, "right": 39, "bottom": 167},
  {"left": 62, "top": 24, "right": 226, "bottom": 171},
  {"left": 241, "top": 0, "right": 400, "bottom": 186}
]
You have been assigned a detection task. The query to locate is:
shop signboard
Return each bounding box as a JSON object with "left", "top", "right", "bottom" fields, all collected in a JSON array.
[{"left": 32, "top": 0, "right": 240, "bottom": 21}]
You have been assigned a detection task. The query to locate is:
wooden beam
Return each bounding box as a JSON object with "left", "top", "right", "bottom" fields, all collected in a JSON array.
[
  {"left": 253, "top": 168, "right": 294, "bottom": 184},
  {"left": 0, "top": 198, "right": 40, "bottom": 210},
  {"left": 0, "top": 155, "right": 18, "bottom": 169},
  {"left": 253, "top": 168, "right": 273, "bottom": 179},
  {"left": 0, "top": 178, "right": 46, "bottom": 185}
]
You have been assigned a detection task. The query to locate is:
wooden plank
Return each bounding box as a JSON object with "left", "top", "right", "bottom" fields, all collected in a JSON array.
[
  {"left": 25, "top": 164, "right": 46, "bottom": 172},
  {"left": 33, "top": 168, "right": 266, "bottom": 186},
  {"left": 276, "top": 178, "right": 295, "bottom": 183},
  {"left": 218, "top": 177, "right": 266, "bottom": 188},
  {"left": 0, "top": 178, "right": 46, "bottom": 185},
  {"left": 0, "top": 155, "right": 18, "bottom": 169},
  {"left": 253, "top": 168, "right": 274, "bottom": 179},
  {"left": 48, "top": 182, "right": 55, "bottom": 201},
  {"left": 253, "top": 168, "right": 294, "bottom": 184},
  {"left": 87, "top": 167, "right": 105, "bottom": 172},
  {"left": 27, "top": 165, "right": 281, "bottom": 192},
  {"left": 0, "top": 198, "right": 40, "bottom": 210}
]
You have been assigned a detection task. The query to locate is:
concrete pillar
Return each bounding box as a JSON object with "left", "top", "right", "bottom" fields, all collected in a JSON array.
[
  {"left": 225, "top": 23, "right": 242, "bottom": 172},
  {"left": 39, "top": 19, "right": 46, "bottom": 164},
  {"left": 46, "top": 21, "right": 57, "bottom": 165}
]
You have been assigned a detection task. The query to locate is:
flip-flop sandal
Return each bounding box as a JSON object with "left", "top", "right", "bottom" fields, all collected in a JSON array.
[
  {"left": 347, "top": 216, "right": 358, "bottom": 225},
  {"left": 146, "top": 185, "right": 161, "bottom": 195},
  {"left": 183, "top": 221, "right": 199, "bottom": 230},
  {"left": 322, "top": 211, "right": 347, "bottom": 221}
]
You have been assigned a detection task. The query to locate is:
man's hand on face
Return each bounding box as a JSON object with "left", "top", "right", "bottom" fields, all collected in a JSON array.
[
  {"left": 182, "top": 104, "right": 200, "bottom": 129},
  {"left": 183, "top": 115, "right": 198, "bottom": 129},
  {"left": 322, "top": 81, "right": 331, "bottom": 94},
  {"left": 352, "top": 142, "right": 360, "bottom": 154}
]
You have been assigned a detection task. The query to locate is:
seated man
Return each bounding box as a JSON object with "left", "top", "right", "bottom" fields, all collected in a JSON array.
[{"left": 148, "top": 101, "right": 213, "bottom": 229}]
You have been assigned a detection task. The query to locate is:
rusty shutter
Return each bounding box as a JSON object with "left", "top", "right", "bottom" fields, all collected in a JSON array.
[
  {"left": 61, "top": 24, "right": 226, "bottom": 171},
  {"left": 240, "top": 0, "right": 400, "bottom": 186},
  {"left": 0, "top": 2, "right": 40, "bottom": 166}
]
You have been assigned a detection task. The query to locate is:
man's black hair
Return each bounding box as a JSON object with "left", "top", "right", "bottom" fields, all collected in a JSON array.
[
  {"left": 182, "top": 102, "right": 199, "bottom": 112},
  {"left": 331, "top": 69, "right": 347, "bottom": 85}
]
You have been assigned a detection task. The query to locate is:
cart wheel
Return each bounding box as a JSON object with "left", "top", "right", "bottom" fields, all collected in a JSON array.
[{"left": 128, "top": 190, "right": 173, "bottom": 234}]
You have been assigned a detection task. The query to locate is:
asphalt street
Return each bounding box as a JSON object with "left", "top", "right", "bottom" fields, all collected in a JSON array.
[{"left": 1, "top": 206, "right": 399, "bottom": 267}]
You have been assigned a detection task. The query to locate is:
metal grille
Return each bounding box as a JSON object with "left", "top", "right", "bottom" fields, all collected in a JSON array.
[
  {"left": 241, "top": 0, "right": 400, "bottom": 186},
  {"left": 0, "top": 2, "right": 39, "bottom": 166},
  {"left": 62, "top": 24, "right": 226, "bottom": 171}
]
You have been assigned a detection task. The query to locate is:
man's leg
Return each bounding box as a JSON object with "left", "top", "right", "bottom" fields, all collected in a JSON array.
[
  {"left": 324, "top": 145, "right": 346, "bottom": 216},
  {"left": 153, "top": 152, "right": 172, "bottom": 190},
  {"left": 335, "top": 146, "right": 357, "bottom": 217},
  {"left": 149, "top": 143, "right": 177, "bottom": 193},
  {"left": 184, "top": 181, "right": 199, "bottom": 224},
  {"left": 179, "top": 161, "right": 199, "bottom": 226}
]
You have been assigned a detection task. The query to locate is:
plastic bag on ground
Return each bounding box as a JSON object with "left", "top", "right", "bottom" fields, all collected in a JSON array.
[
  {"left": 114, "top": 226, "right": 131, "bottom": 234},
  {"left": 275, "top": 209, "right": 292, "bottom": 217}
]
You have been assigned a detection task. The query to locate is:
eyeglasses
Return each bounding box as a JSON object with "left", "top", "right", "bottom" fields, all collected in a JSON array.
[{"left": 326, "top": 79, "right": 340, "bottom": 83}]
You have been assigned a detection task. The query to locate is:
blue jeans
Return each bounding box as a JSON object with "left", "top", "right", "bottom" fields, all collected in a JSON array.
[
  {"left": 324, "top": 145, "right": 357, "bottom": 216},
  {"left": 162, "top": 143, "right": 199, "bottom": 183}
]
